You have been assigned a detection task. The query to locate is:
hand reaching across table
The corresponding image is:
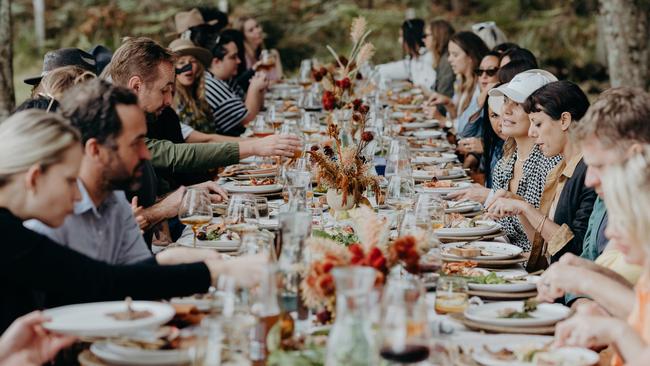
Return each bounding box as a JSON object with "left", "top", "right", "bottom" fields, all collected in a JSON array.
[{"left": 0, "top": 311, "right": 76, "bottom": 366}]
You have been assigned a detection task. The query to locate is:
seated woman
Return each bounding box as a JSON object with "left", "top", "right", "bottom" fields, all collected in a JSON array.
[
  {"left": 236, "top": 16, "right": 283, "bottom": 82},
  {"left": 455, "top": 51, "right": 501, "bottom": 175},
  {"left": 457, "top": 93, "right": 507, "bottom": 188},
  {"left": 376, "top": 19, "right": 437, "bottom": 92},
  {"left": 448, "top": 60, "right": 538, "bottom": 202},
  {"left": 423, "top": 19, "right": 455, "bottom": 99},
  {"left": 547, "top": 148, "right": 650, "bottom": 365},
  {"left": 427, "top": 31, "right": 489, "bottom": 139},
  {"left": 486, "top": 81, "right": 596, "bottom": 267},
  {"left": 0, "top": 109, "right": 265, "bottom": 331}
]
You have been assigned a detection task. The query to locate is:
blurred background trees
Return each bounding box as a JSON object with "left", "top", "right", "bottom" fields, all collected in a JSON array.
[{"left": 1, "top": 0, "right": 648, "bottom": 115}]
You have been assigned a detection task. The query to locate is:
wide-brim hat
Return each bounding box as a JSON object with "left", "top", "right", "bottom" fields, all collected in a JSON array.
[
  {"left": 24, "top": 48, "right": 97, "bottom": 85},
  {"left": 167, "top": 8, "right": 205, "bottom": 37},
  {"left": 168, "top": 39, "right": 212, "bottom": 68}
]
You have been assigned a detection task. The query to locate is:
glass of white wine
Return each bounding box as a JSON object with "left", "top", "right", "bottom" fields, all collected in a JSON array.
[{"left": 179, "top": 187, "right": 213, "bottom": 248}]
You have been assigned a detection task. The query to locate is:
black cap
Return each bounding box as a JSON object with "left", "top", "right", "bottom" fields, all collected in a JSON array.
[
  {"left": 24, "top": 48, "right": 97, "bottom": 86},
  {"left": 89, "top": 45, "right": 113, "bottom": 76}
]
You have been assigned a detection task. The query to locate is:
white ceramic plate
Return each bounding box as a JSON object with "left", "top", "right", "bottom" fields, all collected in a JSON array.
[
  {"left": 395, "top": 104, "right": 421, "bottom": 110},
  {"left": 177, "top": 236, "right": 240, "bottom": 251},
  {"left": 412, "top": 154, "right": 457, "bottom": 164},
  {"left": 91, "top": 341, "right": 191, "bottom": 366},
  {"left": 413, "top": 130, "right": 444, "bottom": 139},
  {"left": 415, "top": 181, "right": 472, "bottom": 194},
  {"left": 445, "top": 200, "right": 482, "bottom": 213},
  {"left": 441, "top": 241, "right": 523, "bottom": 260},
  {"left": 43, "top": 301, "right": 175, "bottom": 337},
  {"left": 391, "top": 111, "right": 425, "bottom": 119},
  {"left": 472, "top": 345, "right": 599, "bottom": 366},
  {"left": 464, "top": 301, "right": 571, "bottom": 327},
  {"left": 170, "top": 295, "right": 214, "bottom": 311},
  {"left": 468, "top": 276, "right": 540, "bottom": 293},
  {"left": 222, "top": 181, "right": 283, "bottom": 194},
  {"left": 401, "top": 120, "right": 439, "bottom": 129},
  {"left": 434, "top": 220, "right": 501, "bottom": 237}
]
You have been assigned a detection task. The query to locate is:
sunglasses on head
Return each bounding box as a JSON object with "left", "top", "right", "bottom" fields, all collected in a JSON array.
[{"left": 475, "top": 68, "right": 499, "bottom": 77}]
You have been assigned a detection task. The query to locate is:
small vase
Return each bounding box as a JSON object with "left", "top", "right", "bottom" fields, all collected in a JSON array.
[{"left": 326, "top": 189, "right": 356, "bottom": 211}]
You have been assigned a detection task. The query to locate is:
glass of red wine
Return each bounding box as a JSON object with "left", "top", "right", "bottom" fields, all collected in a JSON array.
[{"left": 379, "top": 273, "right": 431, "bottom": 365}]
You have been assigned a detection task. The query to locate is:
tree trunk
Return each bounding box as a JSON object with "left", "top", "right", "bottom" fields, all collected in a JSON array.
[
  {"left": 598, "top": 0, "right": 649, "bottom": 88},
  {"left": 0, "top": 0, "right": 14, "bottom": 120},
  {"left": 33, "top": 0, "right": 45, "bottom": 50}
]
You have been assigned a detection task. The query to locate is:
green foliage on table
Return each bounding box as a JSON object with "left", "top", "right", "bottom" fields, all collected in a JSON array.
[
  {"left": 313, "top": 229, "right": 359, "bottom": 246},
  {"left": 267, "top": 344, "right": 326, "bottom": 366}
]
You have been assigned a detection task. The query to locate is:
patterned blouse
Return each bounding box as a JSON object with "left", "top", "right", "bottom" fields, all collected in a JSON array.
[{"left": 492, "top": 144, "right": 562, "bottom": 251}]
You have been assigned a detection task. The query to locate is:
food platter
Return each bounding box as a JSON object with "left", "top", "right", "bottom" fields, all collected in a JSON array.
[
  {"left": 441, "top": 241, "right": 523, "bottom": 260},
  {"left": 222, "top": 181, "right": 283, "bottom": 194}
]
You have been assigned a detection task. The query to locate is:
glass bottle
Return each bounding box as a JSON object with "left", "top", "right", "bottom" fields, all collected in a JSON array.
[
  {"left": 249, "top": 265, "right": 282, "bottom": 366},
  {"left": 325, "top": 266, "right": 377, "bottom": 366}
]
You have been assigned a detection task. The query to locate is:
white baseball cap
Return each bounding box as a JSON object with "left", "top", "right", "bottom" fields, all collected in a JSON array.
[
  {"left": 488, "top": 69, "right": 558, "bottom": 103},
  {"left": 487, "top": 95, "right": 504, "bottom": 115}
]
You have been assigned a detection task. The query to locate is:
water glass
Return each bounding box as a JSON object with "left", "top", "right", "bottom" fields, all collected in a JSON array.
[{"left": 434, "top": 277, "right": 469, "bottom": 314}]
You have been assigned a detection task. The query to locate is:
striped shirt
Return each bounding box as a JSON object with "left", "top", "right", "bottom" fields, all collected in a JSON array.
[{"left": 204, "top": 71, "right": 248, "bottom": 136}]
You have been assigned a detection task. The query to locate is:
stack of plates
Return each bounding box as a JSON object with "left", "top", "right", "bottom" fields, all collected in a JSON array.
[
  {"left": 457, "top": 301, "right": 571, "bottom": 335},
  {"left": 90, "top": 341, "right": 191, "bottom": 365},
  {"left": 472, "top": 344, "right": 599, "bottom": 366},
  {"left": 415, "top": 181, "right": 472, "bottom": 194},
  {"left": 413, "top": 169, "right": 466, "bottom": 181},
  {"left": 177, "top": 236, "right": 240, "bottom": 252},
  {"left": 439, "top": 241, "right": 527, "bottom": 268}
]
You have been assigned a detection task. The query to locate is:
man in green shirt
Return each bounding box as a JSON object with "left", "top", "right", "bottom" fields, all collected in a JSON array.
[{"left": 104, "top": 36, "right": 301, "bottom": 176}]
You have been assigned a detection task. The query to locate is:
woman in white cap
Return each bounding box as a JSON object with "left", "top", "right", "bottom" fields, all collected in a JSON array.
[
  {"left": 478, "top": 70, "right": 562, "bottom": 255},
  {"left": 487, "top": 81, "right": 596, "bottom": 268}
]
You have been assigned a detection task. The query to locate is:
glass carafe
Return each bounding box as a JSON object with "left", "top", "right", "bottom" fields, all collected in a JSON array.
[{"left": 325, "top": 266, "right": 377, "bottom": 366}]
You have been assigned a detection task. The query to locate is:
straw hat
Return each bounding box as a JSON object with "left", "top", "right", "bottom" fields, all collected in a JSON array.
[
  {"left": 168, "top": 39, "right": 213, "bottom": 68},
  {"left": 173, "top": 8, "right": 205, "bottom": 35}
]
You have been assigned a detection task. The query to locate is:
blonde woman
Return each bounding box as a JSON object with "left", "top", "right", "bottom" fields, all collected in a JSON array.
[
  {"left": 169, "top": 38, "right": 214, "bottom": 134},
  {"left": 0, "top": 110, "right": 266, "bottom": 332},
  {"left": 550, "top": 148, "right": 650, "bottom": 365},
  {"left": 35, "top": 65, "right": 96, "bottom": 100}
]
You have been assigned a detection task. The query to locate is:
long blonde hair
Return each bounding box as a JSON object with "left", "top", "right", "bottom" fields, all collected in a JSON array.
[
  {"left": 602, "top": 146, "right": 650, "bottom": 254},
  {"left": 0, "top": 110, "right": 80, "bottom": 187},
  {"left": 173, "top": 58, "right": 211, "bottom": 124}
]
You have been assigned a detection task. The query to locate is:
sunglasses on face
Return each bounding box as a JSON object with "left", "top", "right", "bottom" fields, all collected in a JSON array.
[{"left": 475, "top": 68, "right": 499, "bottom": 77}]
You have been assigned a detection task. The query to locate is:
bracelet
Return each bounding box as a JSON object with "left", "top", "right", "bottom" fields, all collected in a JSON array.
[{"left": 536, "top": 215, "right": 547, "bottom": 233}]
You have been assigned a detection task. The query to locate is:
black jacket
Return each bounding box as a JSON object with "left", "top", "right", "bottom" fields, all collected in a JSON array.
[{"left": 551, "top": 159, "right": 597, "bottom": 262}]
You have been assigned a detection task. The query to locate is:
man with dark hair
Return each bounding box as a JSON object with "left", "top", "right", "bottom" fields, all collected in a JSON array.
[{"left": 24, "top": 79, "right": 216, "bottom": 265}]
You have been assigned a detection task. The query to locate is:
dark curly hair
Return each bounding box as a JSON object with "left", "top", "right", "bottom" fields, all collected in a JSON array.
[{"left": 59, "top": 79, "right": 138, "bottom": 146}]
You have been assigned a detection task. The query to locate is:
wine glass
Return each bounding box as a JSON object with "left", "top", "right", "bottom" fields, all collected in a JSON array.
[
  {"left": 252, "top": 115, "right": 274, "bottom": 138},
  {"left": 226, "top": 194, "right": 258, "bottom": 225},
  {"left": 179, "top": 188, "right": 213, "bottom": 248},
  {"left": 386, "top": 175, "right": 415, "bottom": 235},
  {"left": 300, "top": 112, "right": 320, "bottom": 141},
  {"left": 280, "top": 120, "right": 304, "bottom": 159},
  {"left": 267, "top": 104, "right": 283, "bottom": 131},
  {"left": 385, "top": 139, "right": 412, "bottom": 178},
  {"left": 298, "top": 59, "right": 313, "bottom": 87},
  {"left": 414, "top": 193, "right": 446, "bottom": 231},
  {"left": 379, "top": 274, "right": 431, "bottom": 365}
]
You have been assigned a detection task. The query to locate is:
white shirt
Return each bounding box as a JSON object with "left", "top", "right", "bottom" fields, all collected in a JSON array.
[{"left": 376, "top": 49, "right": 437, "bottom": 92}]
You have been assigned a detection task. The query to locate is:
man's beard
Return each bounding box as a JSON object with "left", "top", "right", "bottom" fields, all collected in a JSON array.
[{"left": 104, "top": 160, "right": 145, "bottom": 192}]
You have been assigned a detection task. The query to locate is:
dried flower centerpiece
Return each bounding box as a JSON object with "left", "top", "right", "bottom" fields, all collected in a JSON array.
[
  {"left": 308, "top": 102, "right": 379, "bottom": 211},
  {"left": 312, "top": 16, "right": 375, "bottom": 111},
  {"left": 301, "top": 206, "right": 422, "bottom": 324}
]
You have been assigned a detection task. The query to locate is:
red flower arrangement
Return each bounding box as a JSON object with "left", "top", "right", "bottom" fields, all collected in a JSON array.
[{"left": 301, "top": 206, "right": 422, "bottom": 323}]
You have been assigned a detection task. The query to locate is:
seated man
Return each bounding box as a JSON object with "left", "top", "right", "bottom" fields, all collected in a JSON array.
[
  {"left": 24, "top": 79, "right": 218, "bottom": 265},
  {"left": 204, "top": 32, "right": 268, "bottom": 136},
  {"left": 104, "top": 37, "right": 301, "bottom": 181},
  {"left": 536, "top": 87, "right": 650, "bottom": 314}
]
